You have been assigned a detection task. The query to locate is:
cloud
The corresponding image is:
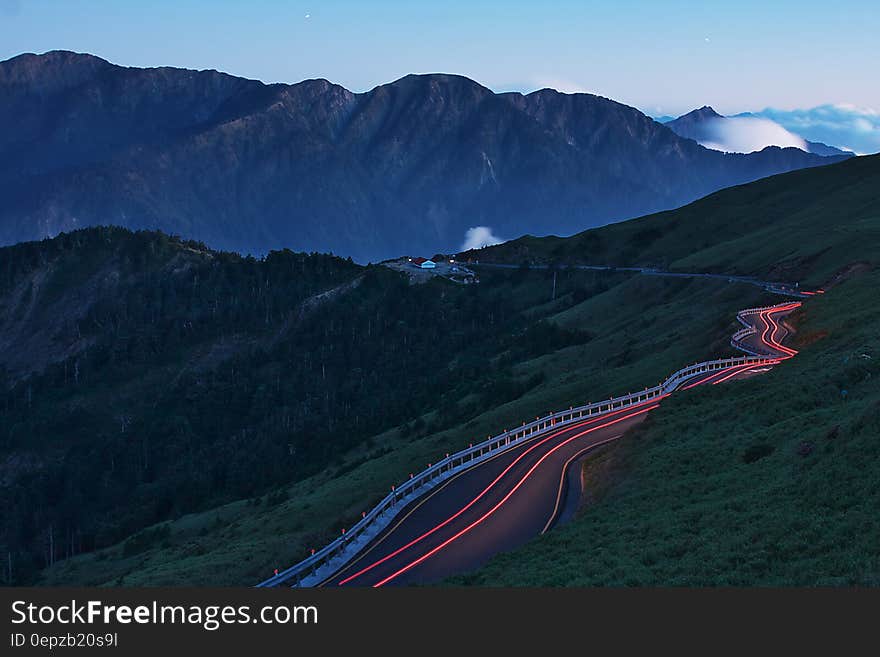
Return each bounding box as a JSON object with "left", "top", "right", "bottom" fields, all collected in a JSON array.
[
  {"left": 461, "top": 226, "right": 504, "bottom": 251},
  {"left": 698, "top": 116, "right": 807, "bottom": 153},
  {"left": 750, "top": 105, "right": 880, "bottom": 155}
]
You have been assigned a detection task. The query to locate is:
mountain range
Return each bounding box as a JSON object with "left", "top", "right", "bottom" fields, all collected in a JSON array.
[{"left": 0, "top": 51, "right": 851, "bottom": 262}]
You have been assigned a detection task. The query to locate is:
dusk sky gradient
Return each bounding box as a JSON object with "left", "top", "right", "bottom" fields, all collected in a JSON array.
[{"left": 1, "top": 0, "right": 877, "bottom": 118}]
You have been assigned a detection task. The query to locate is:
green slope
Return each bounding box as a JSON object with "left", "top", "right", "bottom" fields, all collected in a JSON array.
[
  {"left": 35, "top": 271, "right": 772, "bottom": 586},
  {"left": 24, "top": 154, "right": 880, "bottom": 586},
  {"left": 447, "top": 155, "right": 880, "bottom": 586},
  {"left": 453, "top": 270, "right": 880, "bottom": 585},
  {"left": 471, "top": 153, "right": 880, "bottom": 285},
  {"left": 3, "top": 228, "right": 771, "bottom": 585}
]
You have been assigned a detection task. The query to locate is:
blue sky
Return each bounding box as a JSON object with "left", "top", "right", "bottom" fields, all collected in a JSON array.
[{"left": 1, "top": 0, "right": 878, "bottom": 117}]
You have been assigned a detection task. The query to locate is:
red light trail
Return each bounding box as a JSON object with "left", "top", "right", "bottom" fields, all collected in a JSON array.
[
  {"left": 372, "top": 404, "right": 661, "bottom": 587},
  {"left": 337, "top": 397, "right": 666, "bottom": 586}
]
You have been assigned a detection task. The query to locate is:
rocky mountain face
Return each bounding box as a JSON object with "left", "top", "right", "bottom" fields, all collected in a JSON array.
[
  {"left": 662, "top": 106, "right": 725, "bottom": 142},
  {"left": 0, "top": 51, "right": 850, "bottom": 262}
]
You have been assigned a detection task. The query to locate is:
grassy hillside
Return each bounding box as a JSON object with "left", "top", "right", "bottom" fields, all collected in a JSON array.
[
  {"left": 444, "top": 155, "right": 880, "bottom": 586},
  {"left": 21, "top": 154, "right": 880, "bottom": 587},
  {"left": 34, "top": 269, "right": 772, "bottom": 586},
  {"left": 454, "top": 269, "right": 880, "bottom": 585},
  {"left": 3, "top": 228, "right": 773, "bottom": 585},
  {"left": 469, "top": 153, "right": 880, "bottom": 286}
]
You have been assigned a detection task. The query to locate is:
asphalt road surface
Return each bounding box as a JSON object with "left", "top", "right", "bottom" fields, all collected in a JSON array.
[{"left": 318, "top": 303, "right": 800, "bottom": 587}]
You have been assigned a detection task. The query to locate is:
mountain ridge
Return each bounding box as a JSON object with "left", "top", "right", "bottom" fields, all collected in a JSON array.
[{"left": 0, "top": 51, "right": 850, "bottom": 262}]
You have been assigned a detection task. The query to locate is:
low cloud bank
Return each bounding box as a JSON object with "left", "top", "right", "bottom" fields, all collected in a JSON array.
[
  {"left": 751, "top": 105, "right": 880, "bottom": 155},
  {"left": 461, "top": 226, "right": 504, "bottom": 251},
  {"left": 699, "top": 116, "right": 807, "bottom": 153}
]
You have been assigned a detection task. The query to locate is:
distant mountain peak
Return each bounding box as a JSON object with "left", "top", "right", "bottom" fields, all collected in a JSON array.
[
  {"left": 0, "top": 50, "right": 112, "bottom": 90},
  {"left": 5, "top": 49, "right": 109, "bottom": 67},
  {"left": 694, "top": 105, "right": 723, "bottom": 118},
  {"left": 666, "top": 105, "right": 723, "bottom": 124},
  {"left": 382, "top": 72, "right": 493, "bottom": 94}
]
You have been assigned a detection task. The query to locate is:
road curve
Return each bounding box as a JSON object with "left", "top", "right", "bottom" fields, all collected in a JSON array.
[{"left": 314, "top": 302, "right": 801, "bottom": 587}]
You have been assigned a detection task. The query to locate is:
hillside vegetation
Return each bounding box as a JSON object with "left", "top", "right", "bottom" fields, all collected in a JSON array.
[
  {"left": 21, "top": 240, "right": 774, "bottom": 586},
  {"left": 16, "top": 154, "right": 880, "bottom": 587},
  {"left": 455, "top": 270, "right": 880, "bottom": 585},
  {"left": 470, "top": 153, "right": 880, "bottom": 285},
  {"left": 3, "top": 228, "right": 768, "bottom": 584},
  {"left": 451, "top": 155, "right": 880, "bottom": 585}
]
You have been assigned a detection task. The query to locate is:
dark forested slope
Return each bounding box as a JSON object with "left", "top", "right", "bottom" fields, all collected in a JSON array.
[{"left": 0, "top": 227, "right": 599, "bottom": 582}]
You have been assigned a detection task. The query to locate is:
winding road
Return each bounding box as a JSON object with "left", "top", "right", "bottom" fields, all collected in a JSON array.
[{"left": 315, "top": 302, "right": 801, "bottom": 587}]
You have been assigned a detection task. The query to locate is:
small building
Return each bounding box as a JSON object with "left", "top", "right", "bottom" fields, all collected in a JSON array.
[{"left": 411, "top": 257, "right": 436, "bottom": 269}]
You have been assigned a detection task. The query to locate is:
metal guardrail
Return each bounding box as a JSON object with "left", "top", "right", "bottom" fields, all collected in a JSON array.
[
  {"left": 257, "top": 302, "right": 794, "bottom": 588},
  {"left": 731, "top": 311, "right": 761, "bottom": 355},
  {"left": 729, "top": 303, "right": 790, "bottom": 356}
]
